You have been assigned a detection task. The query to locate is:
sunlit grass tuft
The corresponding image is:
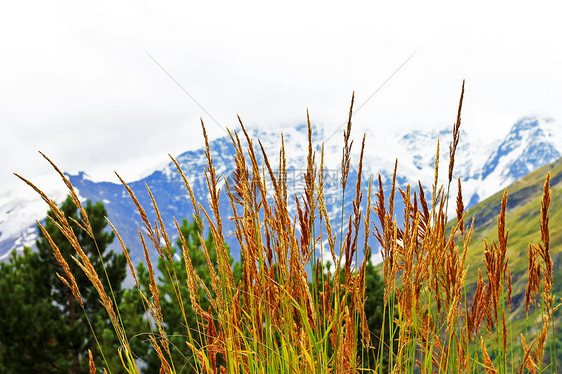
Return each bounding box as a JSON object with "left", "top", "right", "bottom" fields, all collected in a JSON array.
[{"left": 18, "top": 81, "right": 560, "bottom": 373}]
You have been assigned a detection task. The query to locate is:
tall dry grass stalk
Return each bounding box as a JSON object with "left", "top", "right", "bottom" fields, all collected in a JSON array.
[{"left": 19, "top": 81, "right": 559, "bottom": 373}]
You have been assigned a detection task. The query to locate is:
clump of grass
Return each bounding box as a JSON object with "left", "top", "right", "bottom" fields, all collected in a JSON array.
[{"left": 19, "top": 81, "right": 559, "bottom": 373}]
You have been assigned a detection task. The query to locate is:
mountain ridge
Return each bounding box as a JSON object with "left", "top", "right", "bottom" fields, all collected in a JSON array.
[{"left": 1, "top": 117, "right": 561, "bottom": 262}]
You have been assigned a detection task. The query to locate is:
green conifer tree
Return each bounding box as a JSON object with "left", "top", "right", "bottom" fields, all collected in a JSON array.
[
  {"left": 0, "top": 196, "right": 128, "bottom": 373},
  {"left": 133, "top": 217, "right": 238, "bottom": 373},
  {"left": 0, "top": 247, "right": 69, "bottom": 373}
]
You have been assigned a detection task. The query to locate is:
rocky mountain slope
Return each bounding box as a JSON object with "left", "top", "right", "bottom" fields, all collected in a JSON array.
[{"left": 1, "top": 117, "right": 560, "bottom": 263}]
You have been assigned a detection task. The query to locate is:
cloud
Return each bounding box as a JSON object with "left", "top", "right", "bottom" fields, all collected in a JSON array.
[{"left": 2, "top": 0, "right": 561, "bottom": 193}]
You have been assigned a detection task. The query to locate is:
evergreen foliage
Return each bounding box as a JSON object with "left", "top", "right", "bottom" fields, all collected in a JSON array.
[
  {"left": 131, "top": 217, "right": 238, "bottom": 373},
  {"left": 0, "top": 196, "right": 128, "bottom": 373}
]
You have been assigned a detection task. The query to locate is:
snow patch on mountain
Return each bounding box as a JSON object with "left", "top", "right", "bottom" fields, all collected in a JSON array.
[
  {"left": 469, "top": 117, "right": 561, "bottom": 205},
  {"left": 0, "top": 174, "right": 73, "bottom": 259},
  {"left": 1, "top": 117, "right": 561, "bottom": 261}
]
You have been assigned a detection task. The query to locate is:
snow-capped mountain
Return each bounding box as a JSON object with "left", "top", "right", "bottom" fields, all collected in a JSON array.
[
  {"left": 1, "top": 117, "right": 560, "bottom": 263},
  {"left": 0, "top": 174, "right": 71, "bottom": 260},
  {"left": 480, "top": 117, "right": 561, "bottom": 187},
  {"left": 394, "top": 117, "right": 561, "bottom": 211}
]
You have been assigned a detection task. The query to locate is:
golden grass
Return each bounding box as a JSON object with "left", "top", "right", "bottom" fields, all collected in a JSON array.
[{"left": 17, "top": 81, "right": 560, "bottom": 373}]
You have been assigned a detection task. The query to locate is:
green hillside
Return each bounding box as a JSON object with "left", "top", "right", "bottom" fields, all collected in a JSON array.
[
  {"left": 458, "top": 156, "right": 562, "bottom": 363},
  {"left": 374, "top": 158, "right": 561, "bottom": 308},
  {"left": 462, "top": 157, "right": 562, "bottom": 313},
  {"left": 368, "top": 156, "right": 562, "bottom": 370}
]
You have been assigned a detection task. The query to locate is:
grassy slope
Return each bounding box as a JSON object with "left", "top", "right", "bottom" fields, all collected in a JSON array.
[
  {"left": 460, "top": 156, "right": 562, "bottom": 360},
  {"left": 372, "top": 157, "right": 562, "bottom": 364},
  {"left": 462, "top": 157, "right": 562, "bottom": 313}
]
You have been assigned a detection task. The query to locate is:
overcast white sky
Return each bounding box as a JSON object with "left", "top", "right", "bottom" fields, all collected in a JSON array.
[{"left": 1, "top": 0, "right": 561, "bottom": 193}]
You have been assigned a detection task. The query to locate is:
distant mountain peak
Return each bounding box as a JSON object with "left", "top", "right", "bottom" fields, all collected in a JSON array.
[
  {"left": 481, "top": 117, "right": 561, "bottom": 182},
  {"left": 2, "top": 116, "right": 561, "bottom": 261},
  {"left": 511, "top": 116, "right": 554, "bottom": 133},
  {"left": 512, "top": 116, "right": 540, "bottom": 132}
]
